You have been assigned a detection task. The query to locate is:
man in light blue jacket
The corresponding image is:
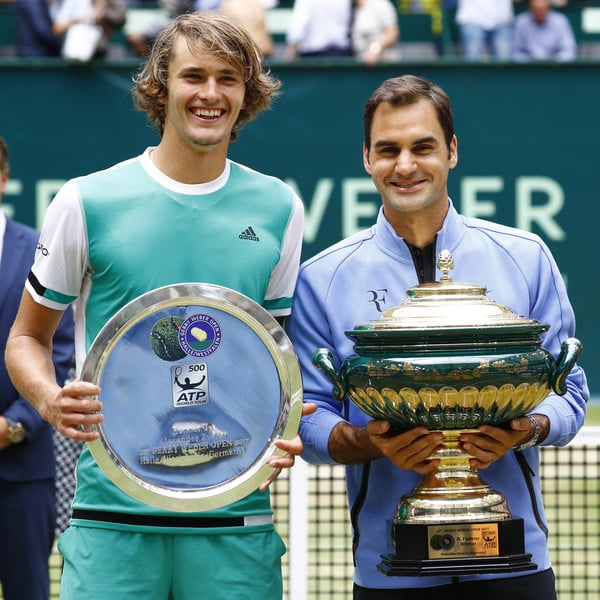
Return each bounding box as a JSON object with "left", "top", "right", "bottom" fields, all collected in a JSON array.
[
  {"left": 512, "top": 0, "right": 577, "bottom": 62},
  {"left": 285, "top": 74, "right": 588, "bottom": 599}
]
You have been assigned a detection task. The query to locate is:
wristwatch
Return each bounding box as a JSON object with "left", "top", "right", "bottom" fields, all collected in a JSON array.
[
  {"left": 6, "top": 418, "right": 26, "bottom": 444},
  {"left": 513, "top": 414, "right": 541, "bottom": 452}
]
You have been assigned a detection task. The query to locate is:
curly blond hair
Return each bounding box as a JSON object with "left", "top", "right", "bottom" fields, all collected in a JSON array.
[{"left": 132, "top": 11, "right": 281, "bottom": 141}]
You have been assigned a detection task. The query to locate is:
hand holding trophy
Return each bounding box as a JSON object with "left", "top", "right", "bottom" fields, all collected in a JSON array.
[
  {"left": 84, "top": 283, "right": 303, "bottom": 512},
  {"left": 313, "top": 251, "right": 582, "bottom": 576}
]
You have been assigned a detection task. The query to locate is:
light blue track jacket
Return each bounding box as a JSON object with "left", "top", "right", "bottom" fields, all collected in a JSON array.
[{"left": 285, "top": 201, "right": 588, "bottom": 590}]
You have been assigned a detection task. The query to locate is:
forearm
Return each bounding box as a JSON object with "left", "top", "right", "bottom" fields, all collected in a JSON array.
[
  {"left": 5, "top": 334, "right": 61, "bottom": 423},
  {"left": 379, "top": 24, "right": 399, "bottom": 50},
  {"left": 7, "top": 333, "right": 104, "bottom": 441},
  {"left": 53, "top": 21, "right": 72, "bottom": 36}
]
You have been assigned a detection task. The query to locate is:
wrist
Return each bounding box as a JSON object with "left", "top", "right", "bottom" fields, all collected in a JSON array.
[
  {"left": 368, "top": 42, "right": 382, "bottom": 55},
  {"left": 328, "top": 421, "right": 381, "bottom": 464},
  {"left": 513, "top": 414, "right": 542, "bottom": 451}
]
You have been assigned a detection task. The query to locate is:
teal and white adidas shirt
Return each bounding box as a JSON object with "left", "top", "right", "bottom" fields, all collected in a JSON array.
[{"left": 26, "top": 148, "right": 304, "bottom": 530}]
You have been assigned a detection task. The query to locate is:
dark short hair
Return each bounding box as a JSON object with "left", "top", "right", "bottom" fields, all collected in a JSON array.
[
  {"left": 364, "top": 75, "right": 455, "bottom": 151},
  {"left": 132, "top": 11, "right": 281, "bottom": 141},
  {"left": 0, "top": 136, "right": 8, "bottom": 175}
]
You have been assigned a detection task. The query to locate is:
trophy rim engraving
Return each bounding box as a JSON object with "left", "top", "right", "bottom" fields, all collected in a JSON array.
[{"left": 82, "top": 283, "right": 303, "bottom": 512}]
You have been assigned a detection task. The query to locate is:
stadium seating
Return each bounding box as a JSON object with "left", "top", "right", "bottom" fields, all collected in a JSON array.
[
  {"left": 266, "top": 3, "right": 440, "bottom": 60},
  {"left": 568, "top": 6, "right": 600, "bottom": 58},
  {"left": 1, "top": 0, "right": 600, "bottom": 62},
  {"left": 442, "top": 3, "right": 600, "bottom": 60},
  {"left": 0, "top": 0, "right": 16, "bottom": 57},
  {"left": 396, "top": 12, "right": 440, "bottom": 59}
]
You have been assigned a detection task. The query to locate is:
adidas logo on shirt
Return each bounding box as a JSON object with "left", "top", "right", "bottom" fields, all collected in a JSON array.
[{"left": 239, "top": 226, "right": 260, "bottom": 242}]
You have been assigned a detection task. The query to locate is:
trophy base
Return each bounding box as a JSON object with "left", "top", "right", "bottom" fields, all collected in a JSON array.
[
  {"left": 378, "top": 553, "right": 536, "bottom": 577},
  {"left": 378, "top": 518, "right": 537, "bottom": 577}
]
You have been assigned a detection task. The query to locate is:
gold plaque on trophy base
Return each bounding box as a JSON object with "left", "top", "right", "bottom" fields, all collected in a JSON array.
[{"left": 378, "top": 519, "right": 536, "bottom": 577}]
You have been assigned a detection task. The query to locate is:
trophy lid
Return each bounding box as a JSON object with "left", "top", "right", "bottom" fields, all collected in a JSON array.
[{"left": 355, "top": 249, "right": 545, "bottom": 332}]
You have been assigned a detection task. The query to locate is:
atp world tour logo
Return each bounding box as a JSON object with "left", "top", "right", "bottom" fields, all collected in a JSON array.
[
  {"left": 178, "top": 314, "right": 222, "bottom": 358},
  {"left": 171, "top": 363, "right": 209, "bottom": 408}
]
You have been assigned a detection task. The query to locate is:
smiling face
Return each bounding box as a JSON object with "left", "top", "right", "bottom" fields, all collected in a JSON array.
[
  {"left": 363, "top": 99, "right": 457, "bottom": 235},
  {"left": 162, "top": 37, "right": 247, "bottom": 153}
]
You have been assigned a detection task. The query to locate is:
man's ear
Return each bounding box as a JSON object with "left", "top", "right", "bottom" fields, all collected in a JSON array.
[
  {"left": 0, "top": 169, "right": 8, "bottom": 196},
  {"left": 448, "top": 135, "right": 458, "bottom": 169},
  {"left": 363, "top": 143, "right": 372, "bottom": 175}
]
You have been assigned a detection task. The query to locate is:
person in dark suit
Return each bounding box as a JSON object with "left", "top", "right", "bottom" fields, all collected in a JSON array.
[
  {"left": 0, "top": 136, "right": 74, "bottom": 600},
  {"left": 15, "top": 0, "right": 62, "bottom": 57}
]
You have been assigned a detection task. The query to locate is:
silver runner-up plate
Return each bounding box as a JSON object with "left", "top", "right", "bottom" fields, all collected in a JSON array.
[{"left": 81, "top": 283, "right": 303, "bottom": 512}]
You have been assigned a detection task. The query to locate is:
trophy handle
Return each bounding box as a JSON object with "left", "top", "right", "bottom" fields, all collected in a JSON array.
[
  {"left": 312, "top": 348, "right": 347, "bottom": 401},
  {"left": 551, "top": 337, "right": 584, "bottom": 395}
]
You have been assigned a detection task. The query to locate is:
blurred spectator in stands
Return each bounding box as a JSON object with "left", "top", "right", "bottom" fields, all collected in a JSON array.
[
  {"left": 126, "top": 0, "right": 193, "bottom": 56},
  {"left": 352, "top": 0, "right": 399, "bottom": 65},
  {"left": 220, "top": 0, "right": 274, "bottom": 57},
  {"left": 455, "top": 0, "right": 514, "bottom": 61},
  {"left": 53, "top": 0, "right": 126, "bottom": 58},
  {"left": 193, "top": 0, "right": 221, "bottom": 9},
  {"left": 127, "top": 0, "right": 194, "bottom": 56},
  {"left": 15, "top": 0, "right": 62, "bottom": 57},
  {"left": 127, "top": 0, "right": 275, "bottom": 57},
  {"left": 512, "top": 0, "right": 577, "bottom": 61},
  {"left": 284, "top": 0, "right": 353, "bottom": 59}
]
